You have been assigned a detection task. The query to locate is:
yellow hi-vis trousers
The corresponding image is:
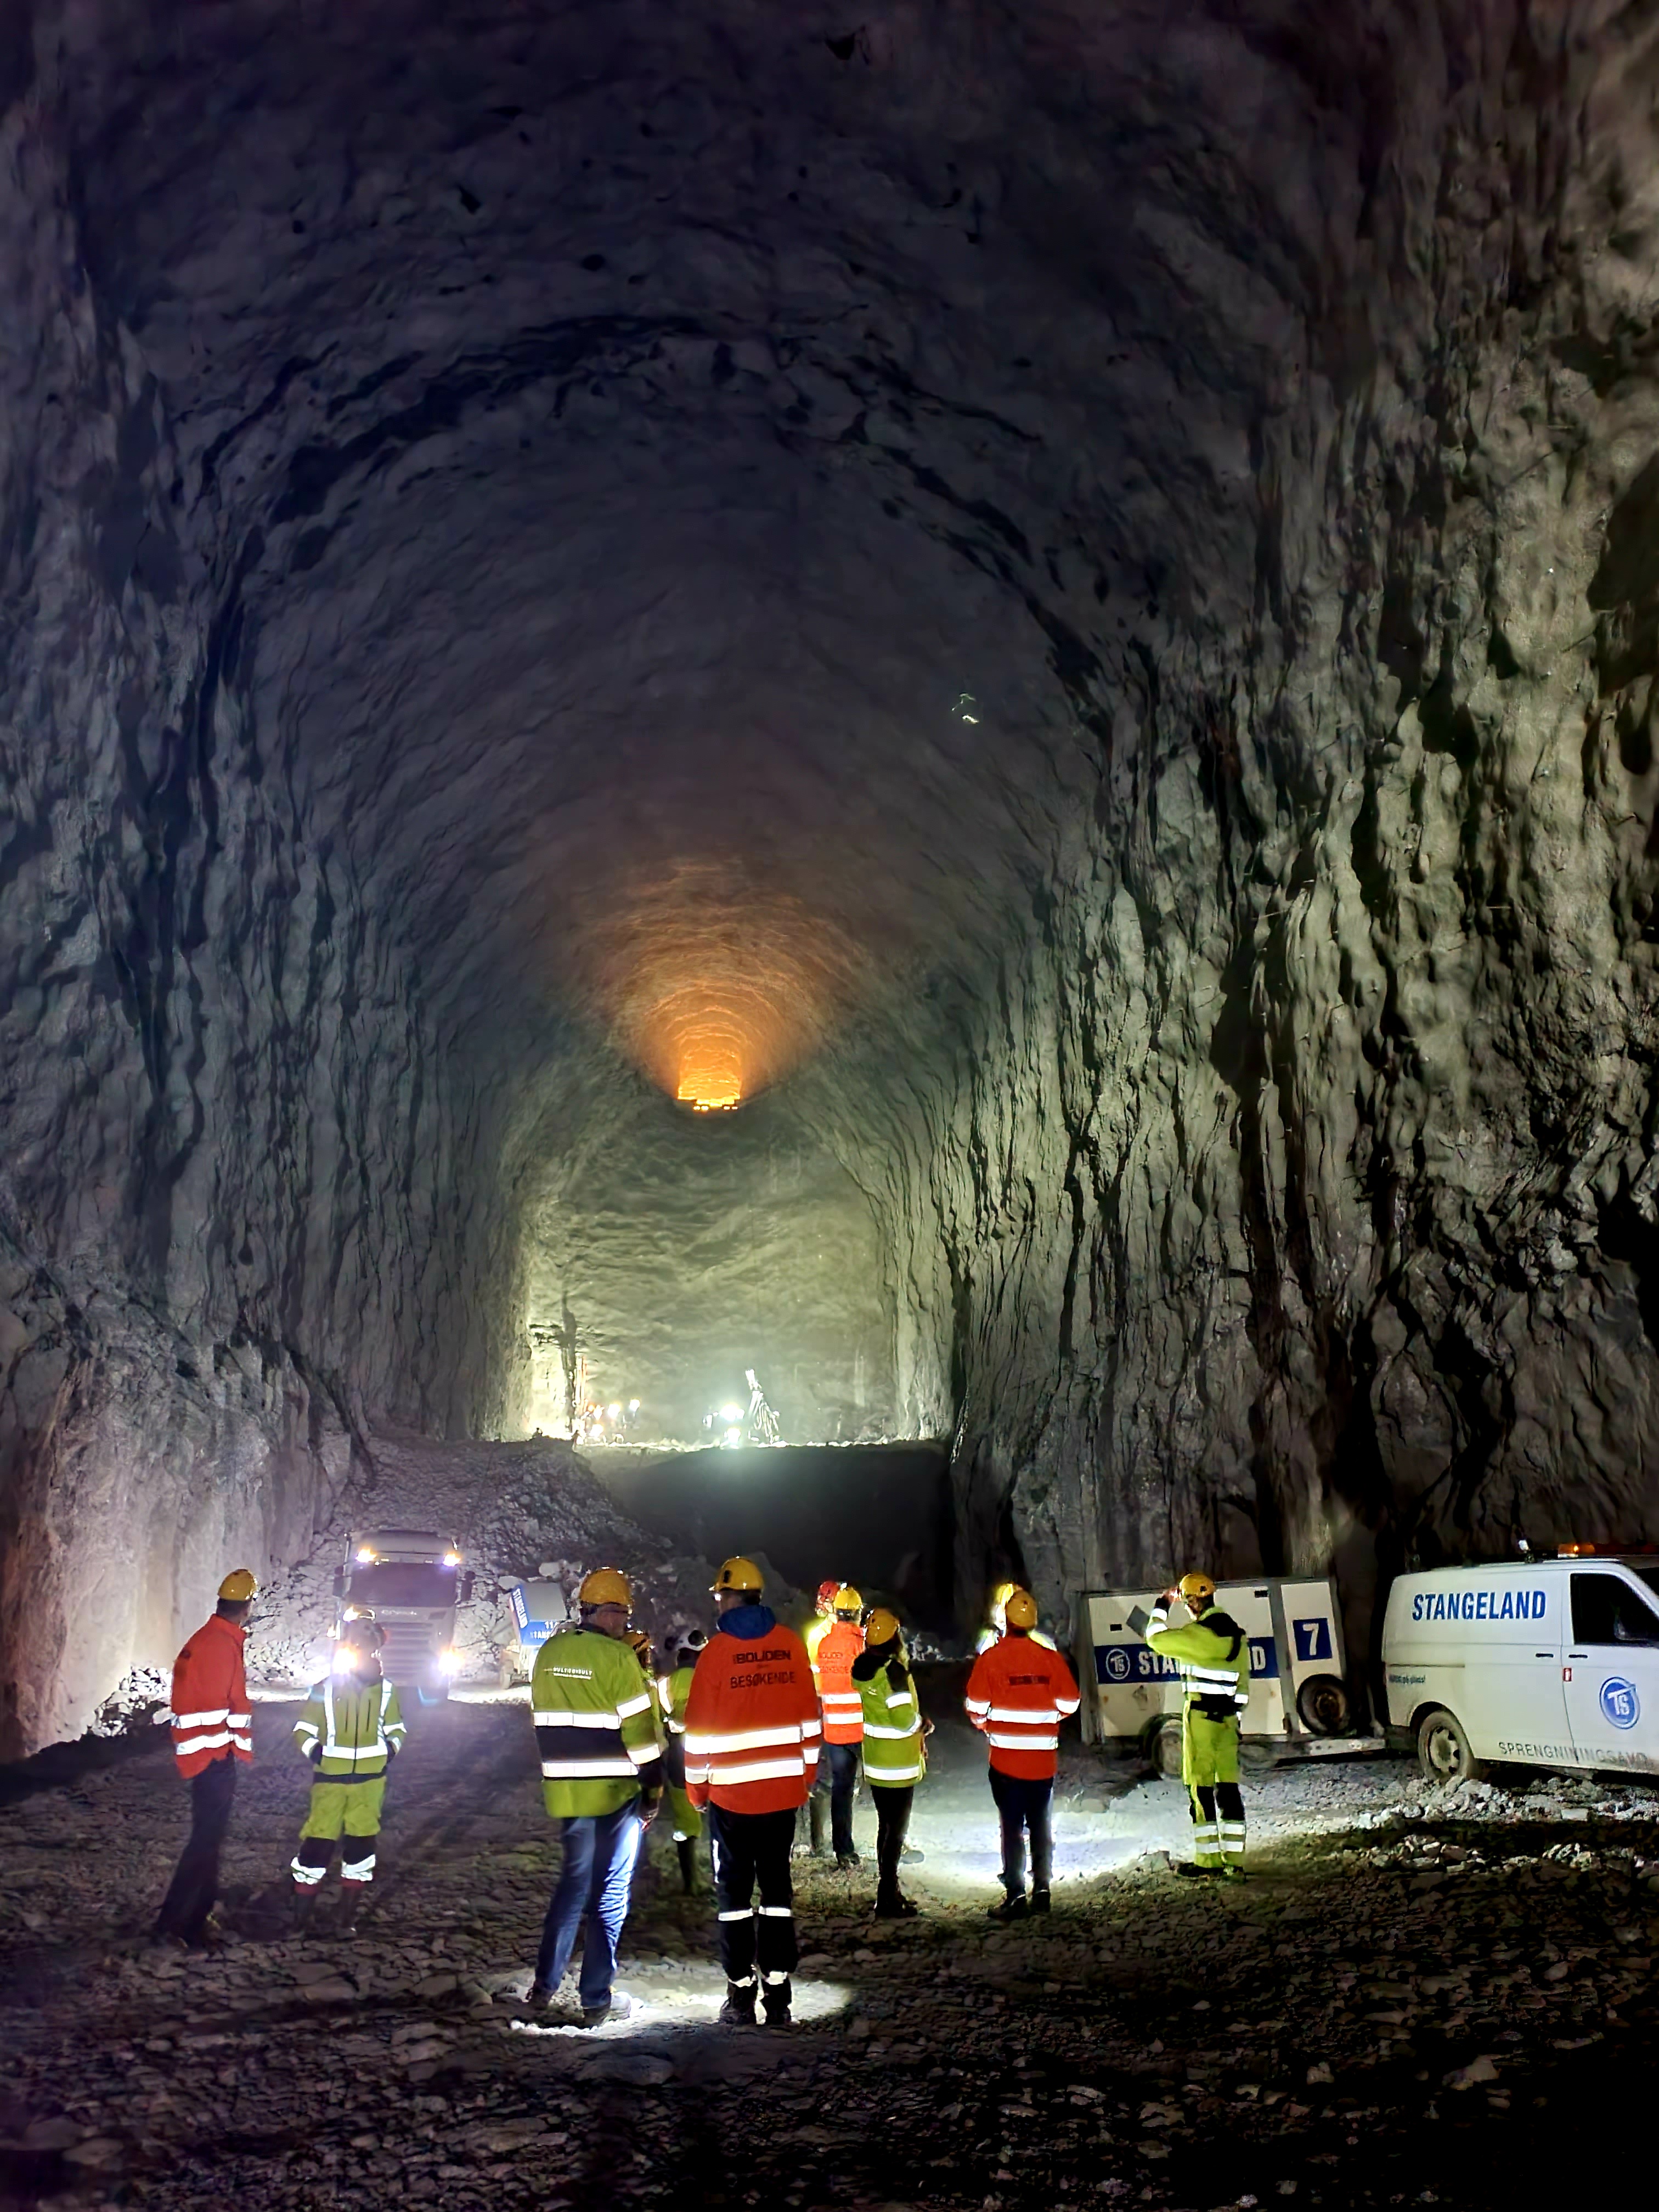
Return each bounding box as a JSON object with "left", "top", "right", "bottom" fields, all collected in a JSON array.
[
  {"left": 292, "top": 1776, "right": 387, "bottom": 1886},
  {"left": 1183, "top": 1711, "right": 1245, "bottom": 1869}
]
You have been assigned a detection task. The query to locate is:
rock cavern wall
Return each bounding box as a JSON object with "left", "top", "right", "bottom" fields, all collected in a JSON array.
[
  {"left": 843, "top": 4, "right": 1659, "bottom": 1664},
  {"left": 6, "top": 0, "right": 1659, "bottom": 1746},
  {"left": 521, "top": 1074, "right": 896, "bottom": 1446}
]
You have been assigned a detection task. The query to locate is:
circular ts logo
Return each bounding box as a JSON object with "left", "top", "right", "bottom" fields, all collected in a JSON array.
[
  {"left": 1600, "top": 1677, "right": 1640, "bottom": 1731},
  {"left": 1103, "top": 1648, "right": 1132, "bottom": 1683}
]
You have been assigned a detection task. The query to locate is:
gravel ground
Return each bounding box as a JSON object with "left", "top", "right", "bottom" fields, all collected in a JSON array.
[{"left": 2, "top": 1670, "right": 1656, "bottom": 2212}]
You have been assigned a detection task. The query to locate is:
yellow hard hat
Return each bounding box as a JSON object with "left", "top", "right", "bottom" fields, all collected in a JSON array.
[
  {"left": 626, "top": 1628, "right": 652, "bottom": 1660},
  {"left": 339, "top": 1611, "right": 385, "bottom": 1651},
  {"left": 1178, "top": 1571, "right": 1216, "bottom": 1609},
  {"left": 578, "top": 1566, "right": 633, "bottom": 1610},
  {"left": 864, "top": 1605, "right": 901, "bottom": 1645},
  {"left": 710, "top": 1555, "right": 764, "bottom": 1595},
  {"left": 832, "top": 1584, "right": 864, "bottom": 1616},
  {"left": 218, "top": 1567, "right": 258, "bottom": 1602},
  {"left": 1005, "top": 1588, "right": 1039, "bottom": 1630}
]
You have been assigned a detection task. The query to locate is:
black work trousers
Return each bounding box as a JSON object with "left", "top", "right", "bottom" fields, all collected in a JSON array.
[
  {"left": 812, "top": 1739, "right": 860, "bottom": 1858},
  {"left": 155, "top": 1753, "right": 239, "bottom": 1943},
  {"left": 873, "top": 1785, "right": 914, "bottom": 1903},
  {"left": 708, "top": 1803, "right": 798, "bottom": 1999},
  {"left": 988, "top": 1765, "right": 1053, "bottom": 1897}
]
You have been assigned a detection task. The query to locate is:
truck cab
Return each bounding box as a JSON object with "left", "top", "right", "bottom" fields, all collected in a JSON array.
[{"left": 333, "top": 1530, "right": 474, "bottom": 1704}]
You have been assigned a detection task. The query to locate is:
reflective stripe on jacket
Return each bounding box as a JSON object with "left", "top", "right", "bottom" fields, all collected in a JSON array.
[
  {"left": 812, "top": 1618, "right": 866, "bottom": 1744},
  {"left": 1146, "top": 1606, "right": 1250, "bottom": 1722},
  {"left": 168, "top": 1615, "right": 253, "bottom": 1776},
  {"left": 682, "top": 1608, "right": 821, "bottom": 1814},
  {"left": 532, "top": 1628, "right": 664, "bottom": 1818},
  {"left": 292, "top": 1675, "right": 405, "bottom": 1779},
  {"left": 963, "top": 1633, "right": 1080, "bottom": 1779},
  {"left": 853, "top": 1651, "right": 926, "bottom": 1786}
]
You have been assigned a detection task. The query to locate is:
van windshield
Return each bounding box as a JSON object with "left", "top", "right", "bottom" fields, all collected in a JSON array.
[
  {"left": 1636, "top": 1566, "right": 1659, "bottom": 1605},
  {"left": 347, "top": 1562, "right": 456, "bottom": 1610}
]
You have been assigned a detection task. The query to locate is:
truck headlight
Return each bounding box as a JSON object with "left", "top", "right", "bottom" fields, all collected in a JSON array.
[{"left": 438, "top": 1647, "right": 461, "bottom": 1677}]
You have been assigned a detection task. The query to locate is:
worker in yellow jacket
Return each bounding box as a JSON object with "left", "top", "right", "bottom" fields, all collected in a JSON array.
[
  {"left": 658, "top": 1628, "right": 707, "bottom": 1892},
  {"left": 291, "top": 1613, "right": 407, "bottom": 1930}
]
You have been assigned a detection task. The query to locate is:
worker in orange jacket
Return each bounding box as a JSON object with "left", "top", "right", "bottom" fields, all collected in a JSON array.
[
  {"left": 964, "top": 1586, "right": 1079, "bottom": 1921},
  {"left": 153, "top": 1568, "right": 258, "bottom": 1949},
  {"left": 808, "top": 1584, "right": 865, "bottom": 1866},
  {"left": 683, "top": 1555, "right": 821, "bottom": 2025}
]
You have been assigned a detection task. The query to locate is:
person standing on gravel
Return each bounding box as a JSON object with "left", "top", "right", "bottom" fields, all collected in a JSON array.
[
  {"left": 658, "top": 1627, "right": 708, "bottom": 1894},
  {"left": 153, "top": 1568, "right": 257, "bottom": 1950},
  {"left": 851, "top": 1606, "right": 928, "bottom": 1918},
  {"left": 809, "top": 1584, "right": 866, "bottom": 1867},
  {"left": 683, "top": 1555, "right": 821, "bottom": 2025},
  {"left": 526, "top": 1567, "right": 663, "bottom": 2025},
  {"left": 964, "top": 1587, "right": 1080, "bottom": 1921},
  {"left": 1132, "top": 1572, "right": 1251, "bottom": 1879},
  {"left": 290, "top": 1612, "right": 406, "bottom": 1931}
]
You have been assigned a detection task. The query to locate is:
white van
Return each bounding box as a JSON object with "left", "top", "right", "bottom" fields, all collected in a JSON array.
[
  {"left": 1076, "top": 1578, "right": 1381, "bottom": 1774},
  {"left": 1382, "top": 1553, "right": 1659, "bottom": 1780}
]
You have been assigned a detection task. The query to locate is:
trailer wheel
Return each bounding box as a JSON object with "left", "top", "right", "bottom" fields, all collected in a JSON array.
[
  {"left": 1239, "top": 1737, "right": 1279, "bottom": 1775},
  {"left": 1416, "top": 1706, "right": 1486, "bottom": 1784},
  {"left": 1149, "top": 1718, "right": 1184, "bottom": 1780},
  {"left": 1296, "top": 1673, "right": 1353, "bottom": 1737}
]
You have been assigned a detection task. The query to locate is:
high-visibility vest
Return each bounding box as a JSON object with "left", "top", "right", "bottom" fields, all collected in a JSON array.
[
  {"left": 657, "top": 1664, "right": 696, "bottom": 1735},
  {"left": 963, "top": 1633, "right": 1080, "bottom": 1779},
  {"left": 812, "top": 1618, "right": 865, "bottom": 1743},
  {"left": 1146, "top": 1605, "right": 1251, "bottom": 1723},
  {"left": 532, "top": 1628, "right": 664, "bottom": 1818},
  {"left": 168, "top": 1616, "right": 253, "bottom": 1777},
  {"left": 292, "top": 1675, "right": 405, "bottom": 1779},
  {"left": 683, "top": 1616, "right": 821, "bottom": 1814},
  {"left": 854, "top": 1653, "right": 926, "bottom": 1785}
]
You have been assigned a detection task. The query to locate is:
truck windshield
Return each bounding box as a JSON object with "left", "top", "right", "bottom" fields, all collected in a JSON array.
[
  {"left": 1636, "top": 1566, "right": 1659, "bottom": 1605},
  {"left": 348, "top": 1562, "right": 456, "bottom": 1609}
]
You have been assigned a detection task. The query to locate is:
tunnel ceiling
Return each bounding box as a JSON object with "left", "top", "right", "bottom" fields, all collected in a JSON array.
[{"left": 7, "top": 0, "right": 1659, "bottom": 1750}]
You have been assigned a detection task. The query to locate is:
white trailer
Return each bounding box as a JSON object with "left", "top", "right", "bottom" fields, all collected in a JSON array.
[
  {"left": 1382, "top": 1551, "right": 1659, "bottom": 1781},
  {"left": 1075, "top": 1578, "right": 1384, "bottom": 1775}
]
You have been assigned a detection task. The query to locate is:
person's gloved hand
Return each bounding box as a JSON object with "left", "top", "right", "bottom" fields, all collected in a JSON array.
[
  {"left": 308, "top": 1743, "right": 323, "bottom": 1766},
  {"left": 637, "top": 1791, "right": 661, "bottom": 1826}
]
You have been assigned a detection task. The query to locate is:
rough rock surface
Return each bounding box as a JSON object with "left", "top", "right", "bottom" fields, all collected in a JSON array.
[{"left": 7, "top": 1, "right": 1659, "bottom": 1742}]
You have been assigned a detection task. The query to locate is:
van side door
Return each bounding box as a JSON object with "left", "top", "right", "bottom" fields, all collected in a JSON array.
[{"left": 1562, "top": 1572, "right": 1659, "bottom": 1775}]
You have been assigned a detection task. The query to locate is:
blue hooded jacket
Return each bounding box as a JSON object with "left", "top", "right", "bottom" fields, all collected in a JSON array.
[{"left": 716, "top": 1602, "right": 777, "bottom": 1641}]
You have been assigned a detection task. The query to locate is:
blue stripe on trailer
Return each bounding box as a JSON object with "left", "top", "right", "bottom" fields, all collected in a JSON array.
[{"left": 1094, "top": 1639, "right": 1279, "bottom": 1685}]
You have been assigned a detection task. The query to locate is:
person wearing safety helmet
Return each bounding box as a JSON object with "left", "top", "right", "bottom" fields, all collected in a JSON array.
[
  {"left": 851, "top": 1606, "right": 930, "bottom": 1918},
  {"left": 290, "top": 1611, "right": 407, "bottom": 1930},
  {"left": 658, "top": 1628, "right": 708, "bottom": 1892},
  {"left": 975, "top": 1579, "right": 1058, "bottom": 1655},
  {"left": 809, "top": 1584, "right": 866, "bottom": 1867},
  {"left": 524, "top": 1566, "right": 664, "bottom": 2025},
  {"left": 964, "top": 1587, "right": 1080, "bottom": 1920},
  {"left": 683, "top": 1556, "right": 821, "bottom": 2025},
  {"left": 1133, "top": 1572, "right": 1250, "bottom": 1879},
  {"left": 153, "top": 1568, "right": 258, "bottom": 1950}
]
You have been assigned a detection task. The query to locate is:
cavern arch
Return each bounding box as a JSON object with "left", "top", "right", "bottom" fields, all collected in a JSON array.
[{"left": 2, "top": 0, "right": 1658, "bottom": 1754}]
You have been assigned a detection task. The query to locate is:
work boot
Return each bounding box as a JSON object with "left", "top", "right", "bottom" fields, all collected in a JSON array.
[
  {"left": 581, "top": 1991, "right": 634, "bottom": 2028},
  {"left": 676, "top": 1838, "right": 699, "bottom": 1894},
  {"left": 761, "top": 1977, "right": 793, "bottom": 2027},
  {"left": 718, "top": 1984, "right": 758, "bottom": 2025},
  {"left": 1176, "top": 1862, "right": 1222, "bottom": 1880},
  {"left": 1030, "top": 1888, "right": 1052, "bottom": 1914},
  {"left": 337, "top": 1886, "right": 365, "bottom": 1932},
  {"left": 524, "top": 1979, "right": 557, "bottom": 2013},
  {"left": 834, "top": 1850, "right": 861, "bottom": 1871},
  {"left": 808, "top": 1797, "right": 831, "bottom": 1860},
  {"left": 873, "top": 1891, "right": 918, "bottom": 1920},
  {"left": 986, "top": 1892, "right": 1028, "bottom": 1922}
]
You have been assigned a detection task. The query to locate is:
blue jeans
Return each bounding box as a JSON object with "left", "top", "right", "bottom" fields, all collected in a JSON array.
[{"left": 535, "top": 1804, "right": 644, "bottom": 2007}]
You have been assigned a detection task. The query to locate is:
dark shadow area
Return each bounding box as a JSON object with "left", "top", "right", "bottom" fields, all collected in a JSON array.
[{"left": 587, "top": 1443, "right": 957, "bottom": 1633}]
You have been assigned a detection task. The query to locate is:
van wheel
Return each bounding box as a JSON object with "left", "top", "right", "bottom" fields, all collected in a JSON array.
[
  {"left": 1296, "top": 1674, "right": 1352, "bottom": 1737},
  {"left": 1149, "top": 1719, "right": 1184, "bottom": 1780},
  {"left": 1417, "top": 1706, "right": 1486, "bottom": 1784}
]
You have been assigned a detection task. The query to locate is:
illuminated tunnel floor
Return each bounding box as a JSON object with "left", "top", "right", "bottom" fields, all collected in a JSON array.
[{"left": 2, "top": 1692, "right": 1656, "bottom": 2209}]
